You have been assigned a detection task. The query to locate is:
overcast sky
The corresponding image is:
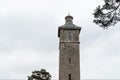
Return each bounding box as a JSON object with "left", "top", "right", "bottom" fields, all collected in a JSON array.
[{"left": 0, "top": 0, "right": 120, "bottom": 79}]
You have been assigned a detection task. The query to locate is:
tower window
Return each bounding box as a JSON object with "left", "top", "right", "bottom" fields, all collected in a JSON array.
[
  {"left": 69, "top": 58, "right": 71, "bottom": 64},
  {"left": 69, "top": 74, "right": 71, "bottom": 80},
  {"left": 68, "top": 32, "right": 72, "bottom": 41},
  {"left": 65, "top": 31, "right": 74, "bottom": 41}
]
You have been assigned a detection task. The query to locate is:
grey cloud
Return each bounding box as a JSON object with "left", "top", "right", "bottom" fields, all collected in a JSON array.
[{"left": 0, "top": 13, "right": 58, "bottom": 54}]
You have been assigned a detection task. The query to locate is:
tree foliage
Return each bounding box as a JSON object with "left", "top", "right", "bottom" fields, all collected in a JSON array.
[
  {"left": 28, "top": 69, "right": 51, "bottom": 80},
  {"left": 93, "top": 0, "right": 120, "bottom": 29}
]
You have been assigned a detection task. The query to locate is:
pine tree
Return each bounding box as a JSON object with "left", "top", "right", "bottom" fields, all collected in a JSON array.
[{"left": 93, "top": 0, "right": 120, "bottom": 29}]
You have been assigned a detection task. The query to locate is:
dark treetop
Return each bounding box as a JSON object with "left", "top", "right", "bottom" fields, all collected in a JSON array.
[
  {"left": 93, "top": 0, "right": 120, "bottom": 29},
  {"left": 28, "top": 69, "right": 51, "bottom": 80}
]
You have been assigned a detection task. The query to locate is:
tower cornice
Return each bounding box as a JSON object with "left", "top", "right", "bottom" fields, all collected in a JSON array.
[{"left": 58, "top": 26, "right": 81, "bottom": 37}]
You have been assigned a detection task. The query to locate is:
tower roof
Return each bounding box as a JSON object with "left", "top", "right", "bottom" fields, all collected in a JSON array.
[
  {"left": 59, "top": 15, "right": 81, "bottom": 28},
  {"left": 58, "top": 15, "right": 81, "bottom": 37},
  {"left": 65, "top": 15, "right": 73, "bottom": 20}
]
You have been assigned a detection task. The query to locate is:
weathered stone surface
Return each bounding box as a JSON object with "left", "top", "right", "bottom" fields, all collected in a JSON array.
[{"left": 58, "top": 15, "right": 81, "bottom": 80}]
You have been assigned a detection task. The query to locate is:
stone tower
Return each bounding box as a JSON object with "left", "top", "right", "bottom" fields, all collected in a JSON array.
[{"left": 58, "top": 15, "right": 81, "bottom": 80}]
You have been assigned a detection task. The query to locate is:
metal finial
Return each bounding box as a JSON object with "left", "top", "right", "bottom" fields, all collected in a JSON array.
[{"left": 68, "top": 12, "right": 70, "bottom": 16}]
